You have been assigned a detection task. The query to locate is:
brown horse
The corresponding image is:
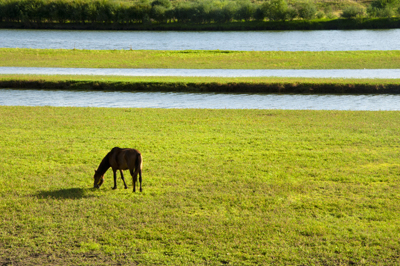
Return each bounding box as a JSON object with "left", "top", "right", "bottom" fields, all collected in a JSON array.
[{"left": 93, "top": 147, "right": 143, "bottom": 192}]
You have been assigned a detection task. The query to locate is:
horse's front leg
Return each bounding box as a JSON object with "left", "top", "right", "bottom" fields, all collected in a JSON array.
[
  {"left": 112, "top": 169, "right": 117, "bottom": 190},
  {"left": 119, "top": 170, "right": 128, "bottom": 189}
]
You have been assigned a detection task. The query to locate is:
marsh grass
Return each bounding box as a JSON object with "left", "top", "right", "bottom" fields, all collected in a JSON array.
[
  {"left": 1, "top": 106, "right": 400, "bottom": 265},
  {"left": 1, "top": 48, "right": 400, "bottom": 69},
  {"left": 2, "top": 74, "right": 400, "bottom": 94}
]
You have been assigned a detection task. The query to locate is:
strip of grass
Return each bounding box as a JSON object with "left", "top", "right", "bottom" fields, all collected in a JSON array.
[
  {"left": 1, "top": 48, "right": 400, "bottom": 69},
  {"left": 3, "top": 74, "right": 400, "bottom": 84},
  {"left": 0, "top": 106, "right": 400, "bottom": 265},
  {"left": 2, "top": 74, "right": 400, "bottom": 93}
]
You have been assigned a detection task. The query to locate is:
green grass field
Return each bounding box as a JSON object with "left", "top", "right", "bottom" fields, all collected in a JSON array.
[
  {"left": 2, "top": 74, "right": 400, "bottom": 84},
  {"left": 1, "top": 48, "right": 400, "bottom": 69},
  {"left": 1, "top": 106, "right": 400, "bottom": 265}
]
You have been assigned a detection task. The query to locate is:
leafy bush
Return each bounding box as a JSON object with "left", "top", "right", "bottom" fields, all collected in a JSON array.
[
  {"left": 341, "top": 6, "right": 365, "bottom": 19},
  {"left": 297, "top": 2, "right": 317, "bottom": 20},
  {"left": 263, "top": 0, "right": 288, "bottom": 21},
  {"left": 151, "top": 0, "right": 171, "bottom": 9},
  {"left": 316, "top": 11, "right": 324, "bottom": 19},
  {"left": 253, "top": 5, "right": 265, "bottom": 21},
  {"left": 367, "top": 5, "right": 396, "bottom": 17},
  {"left": 235, "top": 1, "right": 255, "bottom": 21},
  {"left": 286, "top": 6, "right": 297, "bottom": 21},
  {"left": 371, "top": 0, "right": 399, "bottom": 8},
  {"left": 221, "top": 2, "right": 237, "bottom": 22},
  {"left": 326, "top": 12, "right": 337, "bottom": 19}
]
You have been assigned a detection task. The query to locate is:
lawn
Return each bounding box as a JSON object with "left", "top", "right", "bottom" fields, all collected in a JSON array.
[
  {"left": 1, "top": 48, "right": 400, "bottom": 69},
  {"left": 0, "top": 106, "right": 399, "bottom": 265},
  {"left": 2, "top": 74, "right": 400, "bottom": 84}
]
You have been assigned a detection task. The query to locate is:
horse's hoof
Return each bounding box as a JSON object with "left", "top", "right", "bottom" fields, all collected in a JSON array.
[
  {"left": 124, "top": 187, "right": 128, "bottom": 189},
  {"left": 112, "top": 187, "right": 117, "bottom": 190}
]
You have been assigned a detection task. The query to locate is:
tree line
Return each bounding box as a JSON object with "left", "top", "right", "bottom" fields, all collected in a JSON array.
[{"left": 0, "top": 0, "right": 399, "bottom": 25}]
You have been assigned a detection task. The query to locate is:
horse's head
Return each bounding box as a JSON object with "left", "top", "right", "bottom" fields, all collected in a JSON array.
[{"left": 93, "top": 170, "right": 104, "bottom": 188}]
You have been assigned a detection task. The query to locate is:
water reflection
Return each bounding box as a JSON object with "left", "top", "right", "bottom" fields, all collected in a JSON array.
[{"left": 1, "top": 89, "right": 400, "bottom": 110}]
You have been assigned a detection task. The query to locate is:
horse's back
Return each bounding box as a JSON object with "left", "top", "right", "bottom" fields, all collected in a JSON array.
[{"left": 110, "top": 147, "right": 141, "bottom": 170}]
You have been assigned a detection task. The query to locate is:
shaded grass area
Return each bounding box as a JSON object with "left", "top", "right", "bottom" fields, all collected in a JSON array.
[
  {"left": 1, "top": 48, "right": 400, "bottom": 69},
  {"left": 2, "top": 74, "right": 400, "bottom": 94},
  {"left": 1, "top": 106, "right": 400, "bottom": 265},
  {"left": 1, "top": 18, "right": 400, "bottom": 31}
]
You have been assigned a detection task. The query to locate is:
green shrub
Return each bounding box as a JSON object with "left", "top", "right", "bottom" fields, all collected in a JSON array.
[
  {"left": 151, "top": 0, "right": 171, "bottom": 9},
  {"left": 263, "top": 0, "right": 288, "bottom": 21},
  {"left": 286, "top": 5, "right": 297, "bottom": 20},
  {"left": 341, "top": 6, "right": 365, "bottom": 19},
  {"left": 326, "top": 12, "right": 337, "bottom": 19},
  {"left": 297, "top": 2, "right": 317, "bottom": 20},
  {"left": 253, "top": 5, "right": 265, "bottom": 21},
  {"left": 367, "top": 5, "right": 395, "bottom": 17},
  {"left": 316, "top": 11, "right": 325, "bottom": 19},
  {"left": 235, "top": 1, "right": 255, "bottom": 21},
  {"left": 371, "top": 0, "right": 399, "bottom": 8}
]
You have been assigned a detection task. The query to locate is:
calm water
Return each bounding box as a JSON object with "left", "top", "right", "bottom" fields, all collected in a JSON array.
[
  {"left": 1, "top": 29, "right": 400, "bottom": 51},
  {"left": 1, "top": 89, "right": 399, "bottom": 110},
  {"left": 2, "top": 67, "right": 400, "bottom": 78}
]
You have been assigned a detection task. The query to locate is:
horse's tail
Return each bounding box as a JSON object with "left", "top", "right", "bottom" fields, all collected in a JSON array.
[
  {"left": 134, "top": 153, "right": 143, "bottom": 192},
  {"left": 135, "top": 153, "right": 143, "bottom": 175}
]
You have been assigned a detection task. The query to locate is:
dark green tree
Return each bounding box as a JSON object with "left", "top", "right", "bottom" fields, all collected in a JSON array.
[{"left": 235, "top": 0, "right": 255, "bottom": 21}]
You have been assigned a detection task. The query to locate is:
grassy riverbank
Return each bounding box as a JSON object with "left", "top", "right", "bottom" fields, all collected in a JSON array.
[
  {"left": 2, "top": 74, "right": 400, "bottom": 94},
  {"left": 1, "top": 106, "right": 400, "bottom": 265},
  {"left": 1, "top": 49, "right": 400, "bottom": 69}
]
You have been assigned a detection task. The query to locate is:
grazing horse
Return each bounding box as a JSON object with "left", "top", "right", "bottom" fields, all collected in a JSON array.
[{"left": 93, "top": 147, "right": 143, "bottom": 192}]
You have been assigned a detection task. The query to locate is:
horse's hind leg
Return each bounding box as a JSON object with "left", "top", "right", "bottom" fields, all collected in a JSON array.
[
  {"left": 119, "top": 170, "right": 128, "bottom": 189},
  {"left": 130, "top": 169, "right": 137, "bottom": 193},
  {"left": 139, "top": 170, "right": 142, "bottom": 192}
]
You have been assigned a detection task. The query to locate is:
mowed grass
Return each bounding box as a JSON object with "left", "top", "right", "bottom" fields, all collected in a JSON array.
[
  {"left": 2, "top": 74, "right": 400, "bottom": 85},
  {"left": 0, "top": 106, "right": 400, "bottom": 265},
  {"left": 1, "top": 48, "right": 400, "bottom": 69}
]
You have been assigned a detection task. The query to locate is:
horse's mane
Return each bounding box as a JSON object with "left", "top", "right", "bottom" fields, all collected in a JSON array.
[{"left": 96, "top": 152, "right": 111, "bottom": 175}]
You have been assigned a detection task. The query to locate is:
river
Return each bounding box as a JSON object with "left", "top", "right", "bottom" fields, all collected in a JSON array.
[
  {"left": 1, "top": 89, "right": 399, "bottom": 110},
  {"left": 1, "top": 29, "right": 400, "bottom": 51},
  {"left": 1, "top": 29, "right": 400, "bottom": 110},
  {"left": 1, "top": 67, "right": 400, "bottom": 78}
]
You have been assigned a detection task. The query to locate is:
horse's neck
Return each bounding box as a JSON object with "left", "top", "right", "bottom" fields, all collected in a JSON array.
[{"left": 97, "top": 153, "right": 111, "bottom": 175}]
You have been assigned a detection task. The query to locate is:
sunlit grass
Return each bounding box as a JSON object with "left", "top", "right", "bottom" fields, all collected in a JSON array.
[
  {"left": 1, "top": 48, "right": 400, "bottom": 69},
  {"left": 2, "top": 74, "right": 400, "bottom": 84},
  {"left": 1, "top": 106, "right": 400, "bottom": 265}
]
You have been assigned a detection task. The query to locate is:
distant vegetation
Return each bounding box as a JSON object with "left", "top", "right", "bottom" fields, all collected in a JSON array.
[{"left": 0, "top": 0, "right": 399, "bottom": 29}]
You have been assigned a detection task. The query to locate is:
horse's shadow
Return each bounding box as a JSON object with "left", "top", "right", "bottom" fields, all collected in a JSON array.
[{"left": 35, "top": 188, "right": 93, "bottom": 199}]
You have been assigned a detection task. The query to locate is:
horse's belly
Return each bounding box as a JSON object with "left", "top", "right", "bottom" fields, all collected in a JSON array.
[{"left": 118, "top": 163, "right": 129, "bottom": 170}]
